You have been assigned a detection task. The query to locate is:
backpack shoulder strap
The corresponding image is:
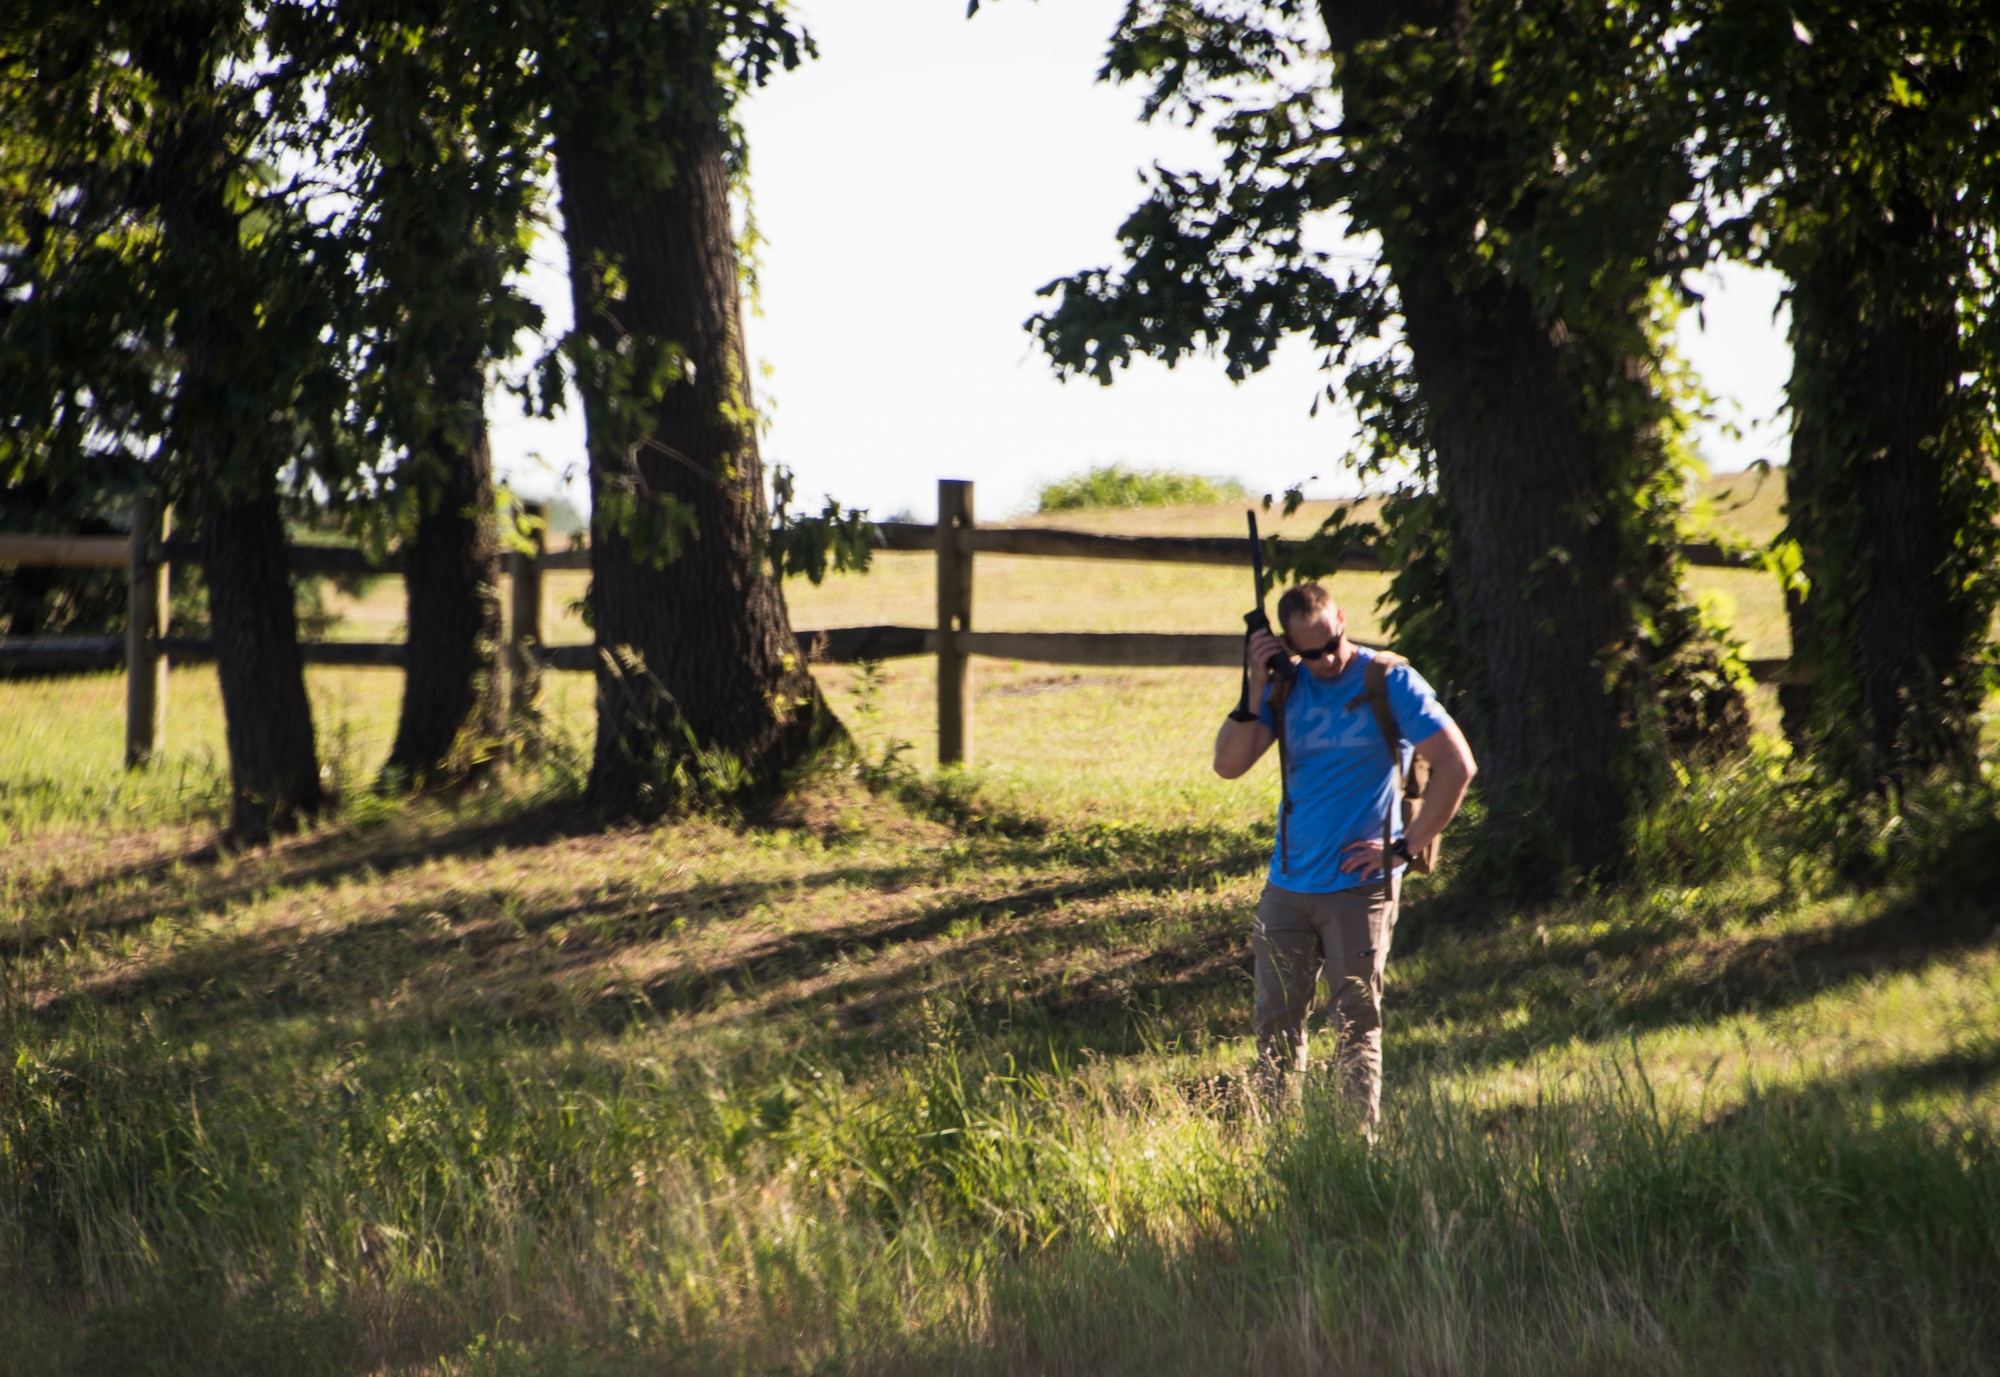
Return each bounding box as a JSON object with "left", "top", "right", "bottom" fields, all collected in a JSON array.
[
  {"left": 1356, "top": 650, "right": 1410, "bottom": 886},
  {"left": 1350, "top": 651, "right": 1406, "bottom": 755},
  {"left": 1267, "top": 673, "right": 1295, "bottom": 716},
  {"left": 1265, "top": 671, "right": 1295, "bottom": 873}
]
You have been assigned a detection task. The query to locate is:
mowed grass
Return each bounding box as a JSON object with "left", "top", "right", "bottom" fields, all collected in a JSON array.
[
  {"left": 7, "top": 479, "right": 2000, "bottom": 1375},
  {"left": 0, "top": 666, "right": 601, "bottom": 835},
  {"left": 0, "top": 658, "right": 1269, "bottom": 838}
]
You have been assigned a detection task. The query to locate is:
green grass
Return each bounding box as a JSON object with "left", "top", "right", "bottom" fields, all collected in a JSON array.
[
  {"left": 4, "top": 741, "right": 1996, "bottom": 1374},
  {"left": 0, "top": 666, "right": 601, "bottom": 837},
  {"left": 4, "top": 489, "right": 1998, "bottom": 1373}
]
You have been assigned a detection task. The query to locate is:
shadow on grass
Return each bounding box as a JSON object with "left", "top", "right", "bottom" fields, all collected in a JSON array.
[
  {"left": 1395, "top": 883, "right": 2000, "bottom": 1069},
  {"left": 11, "top": 775, "right": 1260, "bottom": 951},
  {"left": 31, "top": 869, "right": 1260, "bottom": 1078},
  {"left": 63, "top": 1287, "right": 363, "bottom": 1377},
  {"left": 1807, "top": 1038, "right": 2000, "bottom": 1110},
  {"left": 21, "top": 773, "right": 1998, "bottom": 1093},
  {"left": 1, "top": 796, "right": 603, "bottom": 962},
  {"left": 18, "top": 787, "right": 1268, "bottom": 1076}
]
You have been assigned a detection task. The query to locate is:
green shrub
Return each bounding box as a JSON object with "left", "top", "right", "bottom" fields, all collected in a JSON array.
[
  {"left": 1625, "top": 737, "right": 1811, "bottom": 887},
  {"left": 1034, "top": 465, "right": 1247, "bottom": 512},
  {"left": 1625, "top": 741, "right": 2000, "bottom": 898}
]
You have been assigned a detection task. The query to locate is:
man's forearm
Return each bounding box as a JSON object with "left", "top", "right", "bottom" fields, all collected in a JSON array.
[
  {"left": 1405, "top": 754, "right": 1471, "bottom": 853},
  {"left": 1213, "top": 715, "right": 1271, "bottom": 779}
]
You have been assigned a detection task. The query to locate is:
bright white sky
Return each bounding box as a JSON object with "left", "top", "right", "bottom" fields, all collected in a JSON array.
[{"left": 488, "top": 0, "right": 1794, "bottom": 525}]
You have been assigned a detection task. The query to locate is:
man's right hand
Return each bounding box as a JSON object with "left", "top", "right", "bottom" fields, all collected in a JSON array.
[{"left": 1247, "top": 627, "right": 1288, "bottom": 681}]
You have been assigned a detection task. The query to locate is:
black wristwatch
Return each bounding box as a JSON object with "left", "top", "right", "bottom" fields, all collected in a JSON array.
[
  {"left": 1227, "top": 707, "right": 1260, "bottom": 723},
  {"left": 1390, "top": 837, "right": 1413, "bottom": 865}
]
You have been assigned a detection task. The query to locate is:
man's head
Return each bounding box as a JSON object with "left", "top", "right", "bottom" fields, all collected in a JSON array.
[{"left": 1276, "top": 582, "right": 1348, "bottom": 678}]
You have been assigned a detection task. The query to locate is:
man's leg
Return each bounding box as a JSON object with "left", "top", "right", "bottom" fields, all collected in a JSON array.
[
  {"left": 1251, "top": 884, "right": 1323, "bottom": 1104},
  {"left": 1315, "top": 881, "right": 1397, "bottom": 1125}
]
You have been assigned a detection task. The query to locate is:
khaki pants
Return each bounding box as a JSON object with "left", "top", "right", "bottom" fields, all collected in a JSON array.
[{"left": 1252, "top": 880, "right": 1397, "bottom": 1122}]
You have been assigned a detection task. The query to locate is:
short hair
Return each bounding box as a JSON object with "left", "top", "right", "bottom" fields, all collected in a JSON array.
[{"left": 1276, "top": 582, "right": 1335, "bottom": 634}]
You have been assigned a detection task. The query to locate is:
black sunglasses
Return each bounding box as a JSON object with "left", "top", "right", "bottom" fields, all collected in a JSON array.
[{"left": 1286, "top": 633, "right": 1343, "bottom": 661}]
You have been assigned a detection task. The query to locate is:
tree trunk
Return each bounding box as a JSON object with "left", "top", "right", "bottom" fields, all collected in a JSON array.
[
  {"left": 159, "top": 136, "right": 325, "bottom": 843},
  {"left": 553, "top": 26, "right": 823, "bottom": 812},
  {"left": 1777, "top": 394, "right": 1821, "bottom": 750},
  {"left": 1321, "top": 0, "right": 1722, "bottom": 877},
  {"left": 385, "top": 352, "right": 503, "bottom": 787},
  {"left": 1784, "top": 228, "right": 1985, "bottom": 789},
  {"left": 1395, "top": 266, "right": 1640, "bottom": 875},
  {"left": 199, "top": 478, "right": 322, "bottom": 840}
]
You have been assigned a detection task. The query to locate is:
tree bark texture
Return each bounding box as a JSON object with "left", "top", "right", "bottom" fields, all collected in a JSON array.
[
  {"left": 1394, "top": 265, "right": 1639, "bottom": 874},
  {"left": 151, "top": 81, "right": 324, "bottom": 842},
  {"left": 554, "top": 35, "right": 821, "bottom": 811},
  {"left": 1785, "top": 228, "right": 1984, "bottom": 787},
  {"left": 386, "top": 351, "right": 503, "bottom": 786},
  {"left": 1320, "top": 0, "right": 1689, "bottom": 874},
  {"left": 198, "top": 477, "right": 323, "bottom": 839},
  {"left": 1777, "top": 396, "right": 1821, "bottom": 749}
]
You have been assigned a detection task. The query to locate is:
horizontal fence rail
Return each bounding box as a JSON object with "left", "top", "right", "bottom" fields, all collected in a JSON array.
[
  {"left": 0, "top": 535, "right": 131, "bottom": 569},
  {"left": 0, "top": 625, "right": 1803, "bottom": 682},
  {"left": 847, "top": 521, "right": 1765, "bottom": 572},
  {"left": 138, "top": 538, "right": 598, "bottom": 577},
  {"left": 4, "top": 522, "right": 1768, "bottom": 577},
  {"left": 795, "top": 625, "right": 1797, "bottom": 684},
  {"left": 0, "top": 634, "right": 130, "bottom": 671},
  {"left": 1, "top": 481, "right": 1798, "bottom": 769}
]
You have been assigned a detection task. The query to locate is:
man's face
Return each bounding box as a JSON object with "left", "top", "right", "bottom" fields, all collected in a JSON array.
[{"left": 1283, "top": 606, "right": 1346, "bottom": 679}]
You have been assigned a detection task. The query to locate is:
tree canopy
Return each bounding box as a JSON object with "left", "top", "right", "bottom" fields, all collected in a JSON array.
[
  {"left": 1033, "top": 0, "right": 1999, "bottom": 883},
  {"left": 0, "top": 0, "right": 825, "bottom": 827},
  {"left": 4, "top": 0, "right": 1996, "bottom": 856}
]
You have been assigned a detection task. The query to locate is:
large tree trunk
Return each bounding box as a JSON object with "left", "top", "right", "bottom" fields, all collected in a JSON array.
[
  {"left": 385, "top": 352, "right": 503, "bottom": 786},
  {"left": 158, "top": 117, "right": 324, "bottom": 842},
  {"left": 1777, "top": 384, "right": 1822, "bottom": 750},
  {"left": 1321, "top": 0, "right": 1733, "bottom": 877},
  {"left": 1784, "top": 225, "right": 1985, "bottom": 789},
  {"left": 199, "top": 478, "right": 322, "bottom": 841},
  {"left": 1394, "top": 262, "right": 1639, "bottom": 875},
  {"left": 553, "top": 24, "right": 823, "bottom": 812}
]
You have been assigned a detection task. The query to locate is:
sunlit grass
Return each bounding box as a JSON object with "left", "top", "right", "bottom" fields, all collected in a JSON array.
[
  {"left": 0, "top": 666, "right": 601, "bottom": 838},
  {"left": 320, "top": 485, "right": 1792, "bottom": 659},
  {"left": 8, "top": 478, "right": 1999, "bottom": 1374}
]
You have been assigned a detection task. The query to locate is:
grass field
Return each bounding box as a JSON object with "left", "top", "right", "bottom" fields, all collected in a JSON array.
[
  {"left": 6, "top": 478, "right": 1999, "bottom": 1375},
  {"left": 323, "top": 478, "right": 1795, "bottom": 663},
  {"left": 311, "top": 482, "right": 1788, "bottom": 787}
]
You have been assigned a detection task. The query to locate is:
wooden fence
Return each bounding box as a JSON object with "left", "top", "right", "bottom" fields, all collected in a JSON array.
[{"left": 0, "top": 478, "right": 1791, "bottom": 768}]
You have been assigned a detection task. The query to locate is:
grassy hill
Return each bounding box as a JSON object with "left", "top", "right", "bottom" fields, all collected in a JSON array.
[{"left": 7, "top": 473, "right": 2000, "bottom": 1375}]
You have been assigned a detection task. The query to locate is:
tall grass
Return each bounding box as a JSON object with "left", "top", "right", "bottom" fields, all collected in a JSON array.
[
  {"left": 5, "top": 657, "right": 2000, "bottom": 1372},
  {"left": 991, "top": 1072, "right": 2000, "bottom": 1375},
  {"left": 8, "top": 1001, "right": 1996, "bottom": 1374},
  {"left": 1035, "top": 465, "right": 1249, "bottom": 512}
]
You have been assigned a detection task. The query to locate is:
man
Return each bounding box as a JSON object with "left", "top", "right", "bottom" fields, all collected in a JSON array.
[{"left": 1213, "top": 582, "right": 1477, "bottom": 1125}]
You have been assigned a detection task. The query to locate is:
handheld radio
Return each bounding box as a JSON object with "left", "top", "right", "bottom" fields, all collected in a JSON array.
[{"left": 1244, "top": 511, "right": 1296, "bottom": 687}]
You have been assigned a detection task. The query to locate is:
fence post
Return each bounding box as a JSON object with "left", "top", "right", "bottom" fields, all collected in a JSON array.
[
  {"left": 124, "top": 492, "right": 169, "bottom": 768},
  {"left": 936, "top": 479, "right": 975, "bottom": 765},
  {"left": 508, "top": 500, "right": 546, "bottom": 722}
]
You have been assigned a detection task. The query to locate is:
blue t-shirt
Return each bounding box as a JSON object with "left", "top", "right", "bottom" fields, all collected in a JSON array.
[{"left": 1257, "top": 648, "right": 1451, "bottom": 893}]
